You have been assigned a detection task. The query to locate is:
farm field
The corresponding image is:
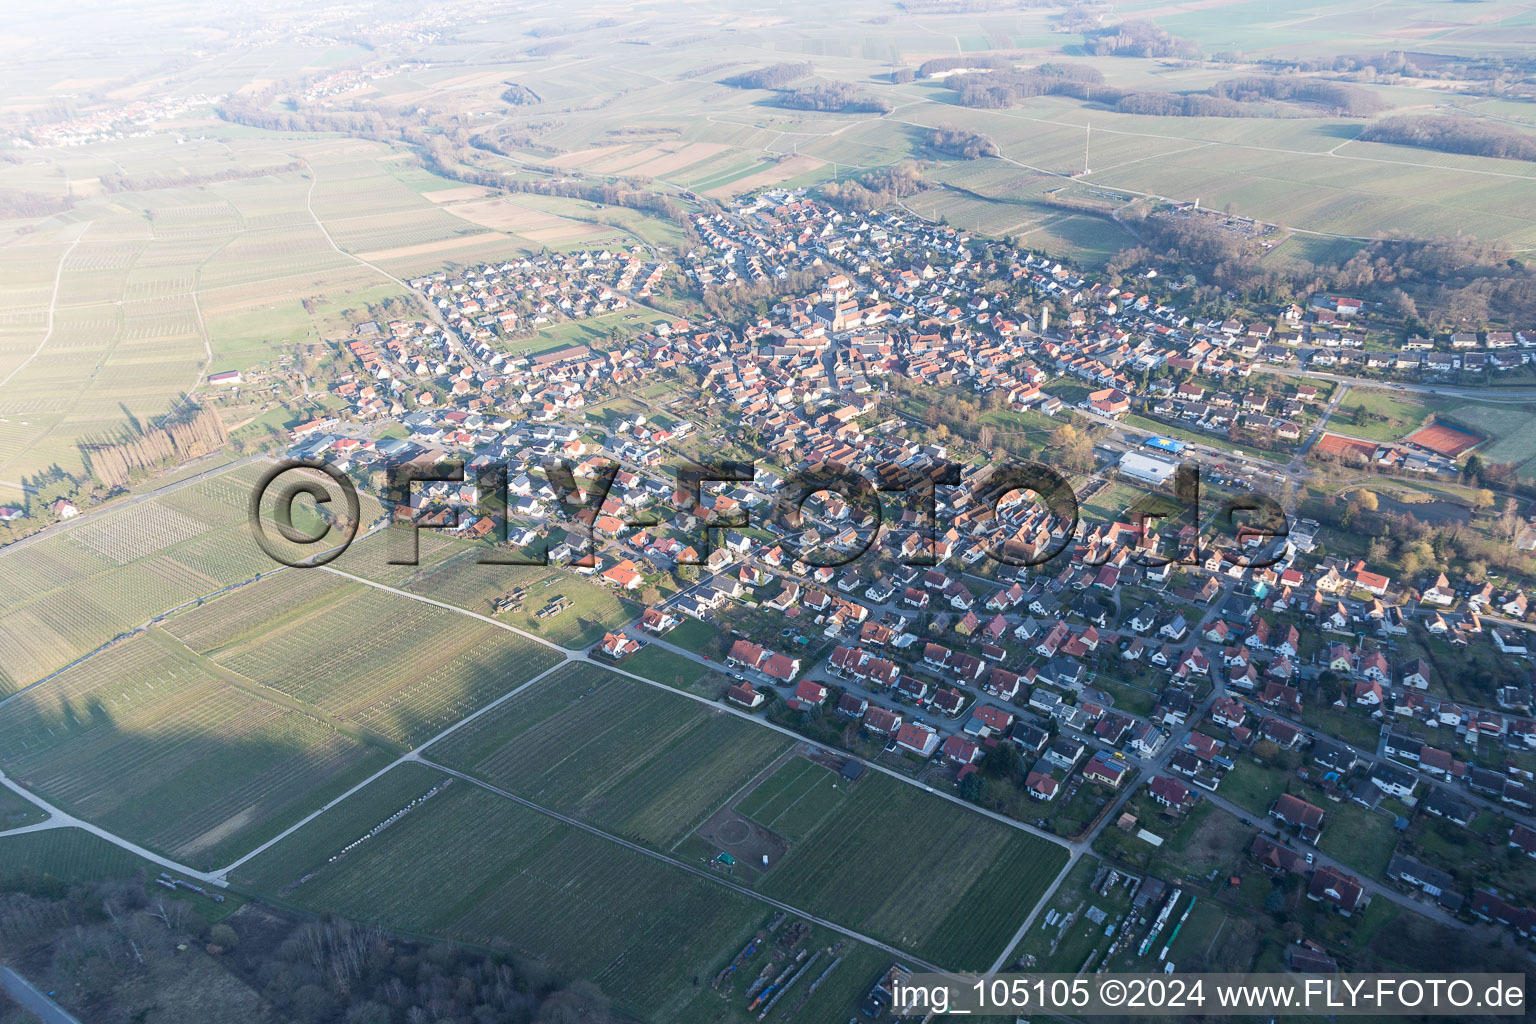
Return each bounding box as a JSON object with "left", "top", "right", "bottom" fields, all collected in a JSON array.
[
  {"left": 430, "top": 664, "right": 792, "bottom": 848},
  {"left": 0, "top": 460, "right": 360, "bottom": 695},
  {"left": 756, "top": 770, "right": 1068, "bottom": 969},
  {"left": 0, "top": 630, "right": 393, "bottom": 869},
  {"left": 173, "top": 570, "right": 564, "bottom": 746},
  {"left": 229, "top": 760, "right": 867, "bottom": 1024},
  {"left": 331, "top": 533, "right": 639, "bottom": 649}
]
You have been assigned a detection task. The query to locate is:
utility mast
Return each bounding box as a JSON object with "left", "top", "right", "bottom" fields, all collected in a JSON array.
[{"left": 1083, "top": 121, "right": 1090, "bottom": 175}]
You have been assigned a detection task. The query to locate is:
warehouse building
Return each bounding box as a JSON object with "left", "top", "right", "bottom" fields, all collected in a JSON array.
[{"left": 1119, "top": 451, "right": 1178, "bottom": 486}]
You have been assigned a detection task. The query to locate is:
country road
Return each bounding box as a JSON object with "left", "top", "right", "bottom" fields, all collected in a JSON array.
[{"left": 0, "top": 966, "right": 81, "bottom": 1024}]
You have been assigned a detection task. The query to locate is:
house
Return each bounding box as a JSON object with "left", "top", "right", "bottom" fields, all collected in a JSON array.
[
  {"left": 1083, "top": 750, "right": 1129, "bottom": 789},
  {"left": 639, "top": 607, "right": 679, "bottom": 634},
  {"left": 1308, "top": 865, "right": 1365, "bottom": 915},
  {"left": 787, "top": 679, "right": 828, "bottom": 710},
  {"left": 940, "top": 734, "right": 981, "bottom": 765},
  {"left": 1211, "top": 696, "right": 1246, "bottom": 730},
  {"left": 836, "top": 692, "right": 868, "bottom": 718},
  {"left": 597, "top": 632, "right": 642, "bottom": 659},
  {"left": 1509, "top": 824, "right": 1536, "bottom": 859},
  {"left": 1026, "top": 770, "right": 1059, "bottom": 801},
  {"left": 1148, "top": 775, "right": 1196, "bottom": 813},
  {"left": 1387, "top": 853, "right": 1462, "bottom": 908},
  {"left": 1045, "top": 737, "right": 1084, "bottom": 771},
  {"left": 1423, "top": 788, "right": 1474, "bottom": 826},
  {"left": 1009, "top": 720, "right": 1049, "bottom": 755},
  {"left": 1400, "top": 658, "right": 1431, "bottom": 691},
  {"left": 1250, "top": 834, "right": 1308, "bottom": 875},
  {"left": 1368, "top": 762, "right": 1416, "bottom": 799},
  {"left": 895, "top": 722, "right": 940, "bottom": 758},
  {"left": 863, "top": 706, "right": 902, "bottom": 736},
  {"left": 727, "top": 681, "right": 765, "bottom": 709},
  {"left": 1270, "top": 793, "right": 1326, "bottom": 841},
  {"left": 50, "top": 498, "right": 78, "bottom": 519},
  {"left": 599, "top": 558, "right": 643, "bottom": 590}
]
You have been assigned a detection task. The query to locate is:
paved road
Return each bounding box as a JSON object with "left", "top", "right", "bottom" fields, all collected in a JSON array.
[
  {"left": 1196, "top": 786, "right": 1463, "bottom": 929},
  {"left": 0, "top": 767, "right": 225, "bottom": 888},
  {"left": 0, "top": 966, "right": 81, "bottom": 1024},
  {"left": 0, "top": 452, "right": 270, "bottom": 558}
]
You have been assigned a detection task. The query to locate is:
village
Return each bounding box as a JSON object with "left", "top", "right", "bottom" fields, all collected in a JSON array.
[{"left": 244, "top": 186, "right": 1536, "bottom": 966}]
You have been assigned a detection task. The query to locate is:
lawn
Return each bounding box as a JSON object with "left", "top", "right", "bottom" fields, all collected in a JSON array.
[
  {"left": 428, "top": 664, "right": 792, "bottom": 848},
  {"left": 0, "top": 787, "right": 48, "bottom": 830},
  {"left": 620, "top": 642, "right": 716, "bottom": 694},
  {"left": 1316, "top": 801, "right": 1401, "bottom": 880},
  {"left": 1220, "top": 759, "right": 1292, "bottom": 817}
]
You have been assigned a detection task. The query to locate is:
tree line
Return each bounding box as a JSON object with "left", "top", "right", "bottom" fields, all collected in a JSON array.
[
  {"left": 82, "top": 404, "right": 228, "bottom": 490},
  {"left": 1360, "top": 114, "right": 1536, "bottom": 162},
  {"left": 772, "top": 82, "right": 891, "bottom": 113},
  {"left": 926, "top": 126, "right": 1000, "bottom": 160},
  {"left": 720, "top": 61, "right": 813, "bottom": 90}
]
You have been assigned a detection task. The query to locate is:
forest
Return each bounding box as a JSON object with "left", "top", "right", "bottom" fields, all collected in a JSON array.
[
  {"left": 772, "top": 82, "right": 892, "bottom": 113},
  {"left": 926, "top": 126, "right": 999, "bottom": 159},
  {"left": 720, "top": 61, "right": 813, "bottom": 90},
  {"left": 0, "top": 871, "right": 630, "bottom": 1024},
  {"left": 945, "top": 63, "right": 1116, "bottom": 109},
  {"left": 1116, "top": 204, "right": 1536, "bottom": 330},
  {"left": 1082, "top": 19, "right": 1200, "bottom": 60},
  {"left": 1360, "top": 114, "right": 1536, "bottom": 162}
]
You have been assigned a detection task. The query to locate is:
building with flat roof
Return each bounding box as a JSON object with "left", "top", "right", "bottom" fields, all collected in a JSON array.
[{"left": 1119, "top": 451, "right": 1178, "bottom": 486}]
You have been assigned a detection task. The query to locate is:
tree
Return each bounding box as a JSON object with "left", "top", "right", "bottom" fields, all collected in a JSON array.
[
  {"left": 1253, "top": 739, "right": 1280, "bottom": 762},
  {"left": 958, "top": 771, "right": 985, "bottom": 803},
  {"left": 209, "top": 922, "right": 239, "bottom": 952},
  {"left": 1473, "top": 488, "right": 1496, "bottom": 509}
]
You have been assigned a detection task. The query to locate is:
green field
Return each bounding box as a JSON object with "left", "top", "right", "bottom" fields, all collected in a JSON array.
[
  {"left": 430, "top": 664, "right": 792, "bottom": 847},
  {"left": 229, "top": 761, "right": 838, "bottom": 1023},
  {"left": 167, "top": 569, "right": 563, "bottom": 746},
  {"left": 758, "top": 770, "right": 1068, "bottom": 970},
  {"left": 735, "top": 757, "right": 850, "bottom": 842},
  {"left": 0, "top": 630, "right": 393, "bottom": 869}
]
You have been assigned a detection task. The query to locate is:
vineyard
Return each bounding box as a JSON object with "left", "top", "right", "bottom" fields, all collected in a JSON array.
[
  {"left": 759, "top": 772, "right": 1068, "bottom": 970},
  {"left": 0, "top": 462, "right": 327, "bottom": 694},
  {"left": 263, "top": 776, "right": 773, "bottom": 1023},
  {"left": 430, "top": 665, "right": 791, "bottom": 848},
  {"left": 0, "top": 632, "right": 392, "bottom": 869},
  {"left": 335, "top": 537, "right": 640, "bottom": 650},
  {"left": 207, "top": 582, "right": 563, "bottom": 745}
]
